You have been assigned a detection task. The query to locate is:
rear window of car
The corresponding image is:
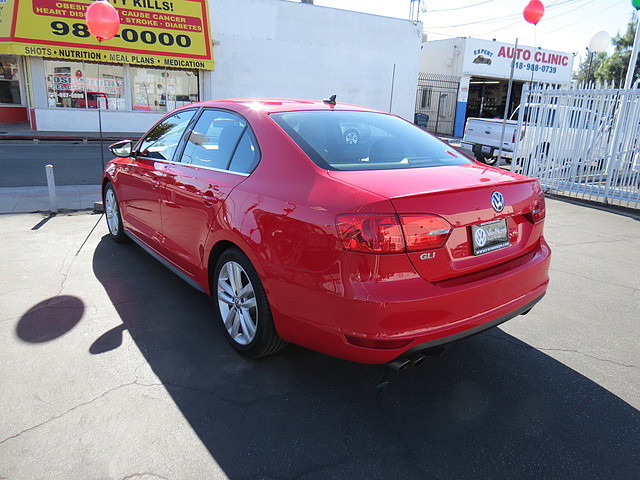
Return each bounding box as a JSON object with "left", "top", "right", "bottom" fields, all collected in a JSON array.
[{"left": 270, "top": 110, "right": 472, "bottom": 171}]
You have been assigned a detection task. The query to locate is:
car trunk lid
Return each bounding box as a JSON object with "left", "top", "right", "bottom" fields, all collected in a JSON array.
[{"left": 328, "top": 164, "right": 544, "bottom": 282}]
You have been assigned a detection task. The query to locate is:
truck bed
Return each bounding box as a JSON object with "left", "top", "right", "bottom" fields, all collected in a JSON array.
[{"left": 462, "top": 117, "right": 518, "bottom": 163}]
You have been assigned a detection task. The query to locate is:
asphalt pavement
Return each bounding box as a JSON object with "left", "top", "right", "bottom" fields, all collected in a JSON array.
[
  {"left": 0, "top": 122, "right": 142, "bottom": 213},
  {"left": 0, "top": 144, "right": 110, "bottom": 188},
  {"left": 0, "top": 199, "right": 638, "bottom": 479}
]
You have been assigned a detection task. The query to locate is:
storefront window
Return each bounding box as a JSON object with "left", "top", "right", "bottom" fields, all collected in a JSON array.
[
  {"left": 0, "top": 55, "right": 22, "bottom": 105},
  {"left": 44, "top": 60, "right": 125, "bottom": 110},
  {"left": 131, "top": 67, "right": 199, "bottom": 112}
]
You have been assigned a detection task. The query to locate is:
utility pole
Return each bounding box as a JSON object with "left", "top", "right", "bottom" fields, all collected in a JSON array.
[
  {"left": 623, "top": 14, "right": 640, "bottom": 89},
  {"left": 410, "top": 0, "right": 422, "bottom": 22}
]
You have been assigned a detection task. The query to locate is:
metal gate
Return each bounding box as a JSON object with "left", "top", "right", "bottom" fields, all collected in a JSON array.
[
  {"left": 415, "top": 73, "right": 460, "bottom": 136},
  {"left": 513, "top": 82, "right": 640, "bottom": 210}
]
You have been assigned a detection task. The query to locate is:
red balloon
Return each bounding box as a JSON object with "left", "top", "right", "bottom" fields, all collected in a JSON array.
[
  {"left": 523, "top": 0, "right": 545, "bottom": 25},
  {"left": 85, "top": 0, "right": 120, "bottom": 42}
]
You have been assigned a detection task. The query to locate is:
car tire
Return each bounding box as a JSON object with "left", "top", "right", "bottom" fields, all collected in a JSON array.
[
  {"left": 483, "top": 155, "right": 499, "bottom": 166},
  {"left": 344, "top": 128, "right": 360, "bottom": 145},
  {"left": 103, "top": 182, "right": 129, "bottom": 244},
  {"left": 213, "top": 248, "right": 287, "bottom": 358},
  {"left": 474, "top": 152, "right": 498, "bottom": 166}
]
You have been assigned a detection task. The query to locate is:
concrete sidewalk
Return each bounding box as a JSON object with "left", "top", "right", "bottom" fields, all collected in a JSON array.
[
  {"left": 0, "top": 121, "right": 142, "bottom": 143},
  {"left": 0, "top": 185, "right": 102, "bottom": 214},
  {"left": 0, "top": 122, "right": 138, "bottom": 213}
]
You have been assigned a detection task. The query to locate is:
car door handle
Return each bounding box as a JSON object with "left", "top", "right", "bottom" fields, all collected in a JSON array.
[
  {"left": 485, "top": 130, "right": 491, "bottom": 134},
  {"left": 201, "top": 191, "right": 218, "bottom": 205}
]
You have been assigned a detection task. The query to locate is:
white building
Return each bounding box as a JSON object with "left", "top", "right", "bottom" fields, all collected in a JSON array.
[
  {"left": 417, "top": 37, "right": 575, "bottom": 137},
  {"left": 0, "top": 0, "right": 422, "bottom": 132}
]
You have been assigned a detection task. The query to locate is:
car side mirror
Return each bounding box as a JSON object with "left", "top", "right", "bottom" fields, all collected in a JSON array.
[{"left": 110, "top": 140, "right": 133, "bottom": 158}]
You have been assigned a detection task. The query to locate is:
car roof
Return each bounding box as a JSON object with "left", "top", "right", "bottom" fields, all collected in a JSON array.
[{"left": 182, "top": 98, "right": 386, "bottom": 115}]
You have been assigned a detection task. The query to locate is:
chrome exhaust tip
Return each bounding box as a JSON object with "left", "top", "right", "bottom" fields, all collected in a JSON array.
[
  {"left": 387, "top": 358, "right": 413, "bottom": 372},
  {"left": 411, "top": 354, "right": 426, "bottom": 367}
]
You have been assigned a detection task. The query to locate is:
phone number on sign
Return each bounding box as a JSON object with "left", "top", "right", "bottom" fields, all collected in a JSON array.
[
  {"left": 50, "top": 21, "right": 192, "bottom": 48},
  {"left": 514, "top": 62, "right": 557, "bottom": 74}
]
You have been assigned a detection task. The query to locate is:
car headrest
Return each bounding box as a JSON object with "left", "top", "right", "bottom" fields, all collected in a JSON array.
[
  {"left": 368, "top": 137, "right": 405, "bottom": 163},
  {"left": 218, "top": 125, "right": 244, "bottom": 157}
]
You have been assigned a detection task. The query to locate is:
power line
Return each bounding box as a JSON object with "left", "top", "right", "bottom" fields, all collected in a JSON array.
[
  {"left": 426, "top": 0, "right": 498, "bottom": 13},
  {"left": 425, "top": 12, "right": 521, "bottom": 29},
  {"left": 422, "top": 0, "right": 628, "bottom": 53},
  {"left": 475, "top": 0, "right": 588, "bottom": 36},
  {"left": 540, "top": 0, "right": 600, "bottom": 23},
  {"left": 477, "top": 18, "right": 522, "bottom": 37},
  {"left": 547, "top": 0, "right": 583, "bottom": 7},
  {"left": 425, "top": 0, "right": 598, "bottom": 30},
  {"left": 539, "top": 0, "right": 627, "bottom": 36}
]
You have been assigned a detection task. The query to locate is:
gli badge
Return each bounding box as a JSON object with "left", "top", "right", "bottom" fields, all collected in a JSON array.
[
  {"left": 420, "top": 252, "right": 436, "bottom": 260},
  {"left": 491, "top": 191, "right": 504, "bottom": 213}
]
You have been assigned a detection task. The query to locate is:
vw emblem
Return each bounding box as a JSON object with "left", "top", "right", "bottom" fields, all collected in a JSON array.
[
  {"left": 474, "top": 228, "right": 488, "bottom": 247},
  {"left": 491, "top": 191, "right": 505, "bottom": 213}
]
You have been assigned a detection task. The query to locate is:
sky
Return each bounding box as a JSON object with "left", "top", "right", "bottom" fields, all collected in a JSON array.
[{"left": 311, "top": 0, "right": 638, "bottom": 66}]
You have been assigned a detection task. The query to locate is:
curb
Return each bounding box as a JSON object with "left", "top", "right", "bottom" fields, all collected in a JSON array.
[
  {"left": 0, "top": 134, "right": 141, "bottom": 143},
  {"left": 0, "top": 185, "right": 102, "bottom": 214}
]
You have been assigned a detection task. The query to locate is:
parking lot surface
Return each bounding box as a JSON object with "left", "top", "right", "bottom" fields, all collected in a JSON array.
[{"left": 0, "top": 198, "right": 638, "bottom": 480}]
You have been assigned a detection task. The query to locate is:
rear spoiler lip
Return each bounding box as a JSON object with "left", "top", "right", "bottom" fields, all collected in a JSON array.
[{"left": 387, "top": 177, "right": 538, "bottom": 200}]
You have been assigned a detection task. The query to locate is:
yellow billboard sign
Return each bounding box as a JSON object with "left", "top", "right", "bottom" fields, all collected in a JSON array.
[
  {"left": 0, "top": 1, "right": 15, "bottom": 40},
  {"left": 0, "top": 0, "right": 213, "bottom": 69}
]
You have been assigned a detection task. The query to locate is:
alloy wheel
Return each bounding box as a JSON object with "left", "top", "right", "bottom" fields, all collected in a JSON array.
[
  {"left": 105, "top": 188, "right": 119, "bottom": 236},
  {"left": 217, "top": 261, "right": 258, "bottom": 345},
  {"left": 344, "top": 130, "right": 359, "bottom": 144}
]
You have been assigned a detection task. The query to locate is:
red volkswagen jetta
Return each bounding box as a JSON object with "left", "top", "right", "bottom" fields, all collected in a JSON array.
[{"left": 103, "top": 98, "right": 550, "bottom": 365}]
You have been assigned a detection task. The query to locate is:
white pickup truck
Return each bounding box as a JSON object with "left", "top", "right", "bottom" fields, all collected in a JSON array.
[
  {"left": 462, "top": 105, "right": 608, "bottom": 167},
  {"left": 461, "top": 117, "right": 518, "bottom": 166}
]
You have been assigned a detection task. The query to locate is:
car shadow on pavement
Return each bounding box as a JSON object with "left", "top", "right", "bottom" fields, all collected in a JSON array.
[{"left": 92, "top": 235, "right": 640, "bottom": 479}]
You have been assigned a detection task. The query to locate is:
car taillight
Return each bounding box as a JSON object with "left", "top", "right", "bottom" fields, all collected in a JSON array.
[
  {"left": 336, "top": 214, "right": 405, "bottom": 253},
  {"left": 532, "top": 197, "right": 546, "bottom": 223},
  {"left": 335, "top": 213, "right": 451, "bottom": 253},
  {"left": 398, "top": 214, "right": 452, "bottom": 251},
  {"left": 526, "top": 195, "right": 546, "bottom": 223},
  {"left": 512, "top": 130, "right": 516, "bottom": 143}
]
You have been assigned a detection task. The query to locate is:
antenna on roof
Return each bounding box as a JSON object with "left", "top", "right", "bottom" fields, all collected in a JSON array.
[{"left": 323, "top": 94, "right": 337, "bottom": 106}]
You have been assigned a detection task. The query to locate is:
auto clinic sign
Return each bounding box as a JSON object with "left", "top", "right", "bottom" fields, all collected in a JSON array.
[
  {"left": 0, "top": 0, "right": 213, "bottom": 69},
  {"left": 462, "top": 38, "right": 573, "bottom": 84}
]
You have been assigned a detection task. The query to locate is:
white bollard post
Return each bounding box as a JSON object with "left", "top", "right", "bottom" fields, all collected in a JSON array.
[{"left": 46, "top": 164, "right": 57, "bottom": 213}]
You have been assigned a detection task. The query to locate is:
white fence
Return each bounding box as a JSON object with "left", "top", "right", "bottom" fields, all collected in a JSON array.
[{"left": 512, "top": 83, "right": 640, "bottom": 210}]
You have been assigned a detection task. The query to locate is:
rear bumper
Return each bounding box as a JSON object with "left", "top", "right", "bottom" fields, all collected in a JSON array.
[
  {"left": 461, "top": 142, "right": 513, "bottom": 158},
  {"left": 273, "top": 239, "right": 551, "bottom": 364},
  {"left": 402, "top": 293, "right": 543, "bottom": 356}
]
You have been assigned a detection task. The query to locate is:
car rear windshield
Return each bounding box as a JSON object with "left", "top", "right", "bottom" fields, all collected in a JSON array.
[{"left": 270, "top": 110, "right": 472, "bottom": 171}]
